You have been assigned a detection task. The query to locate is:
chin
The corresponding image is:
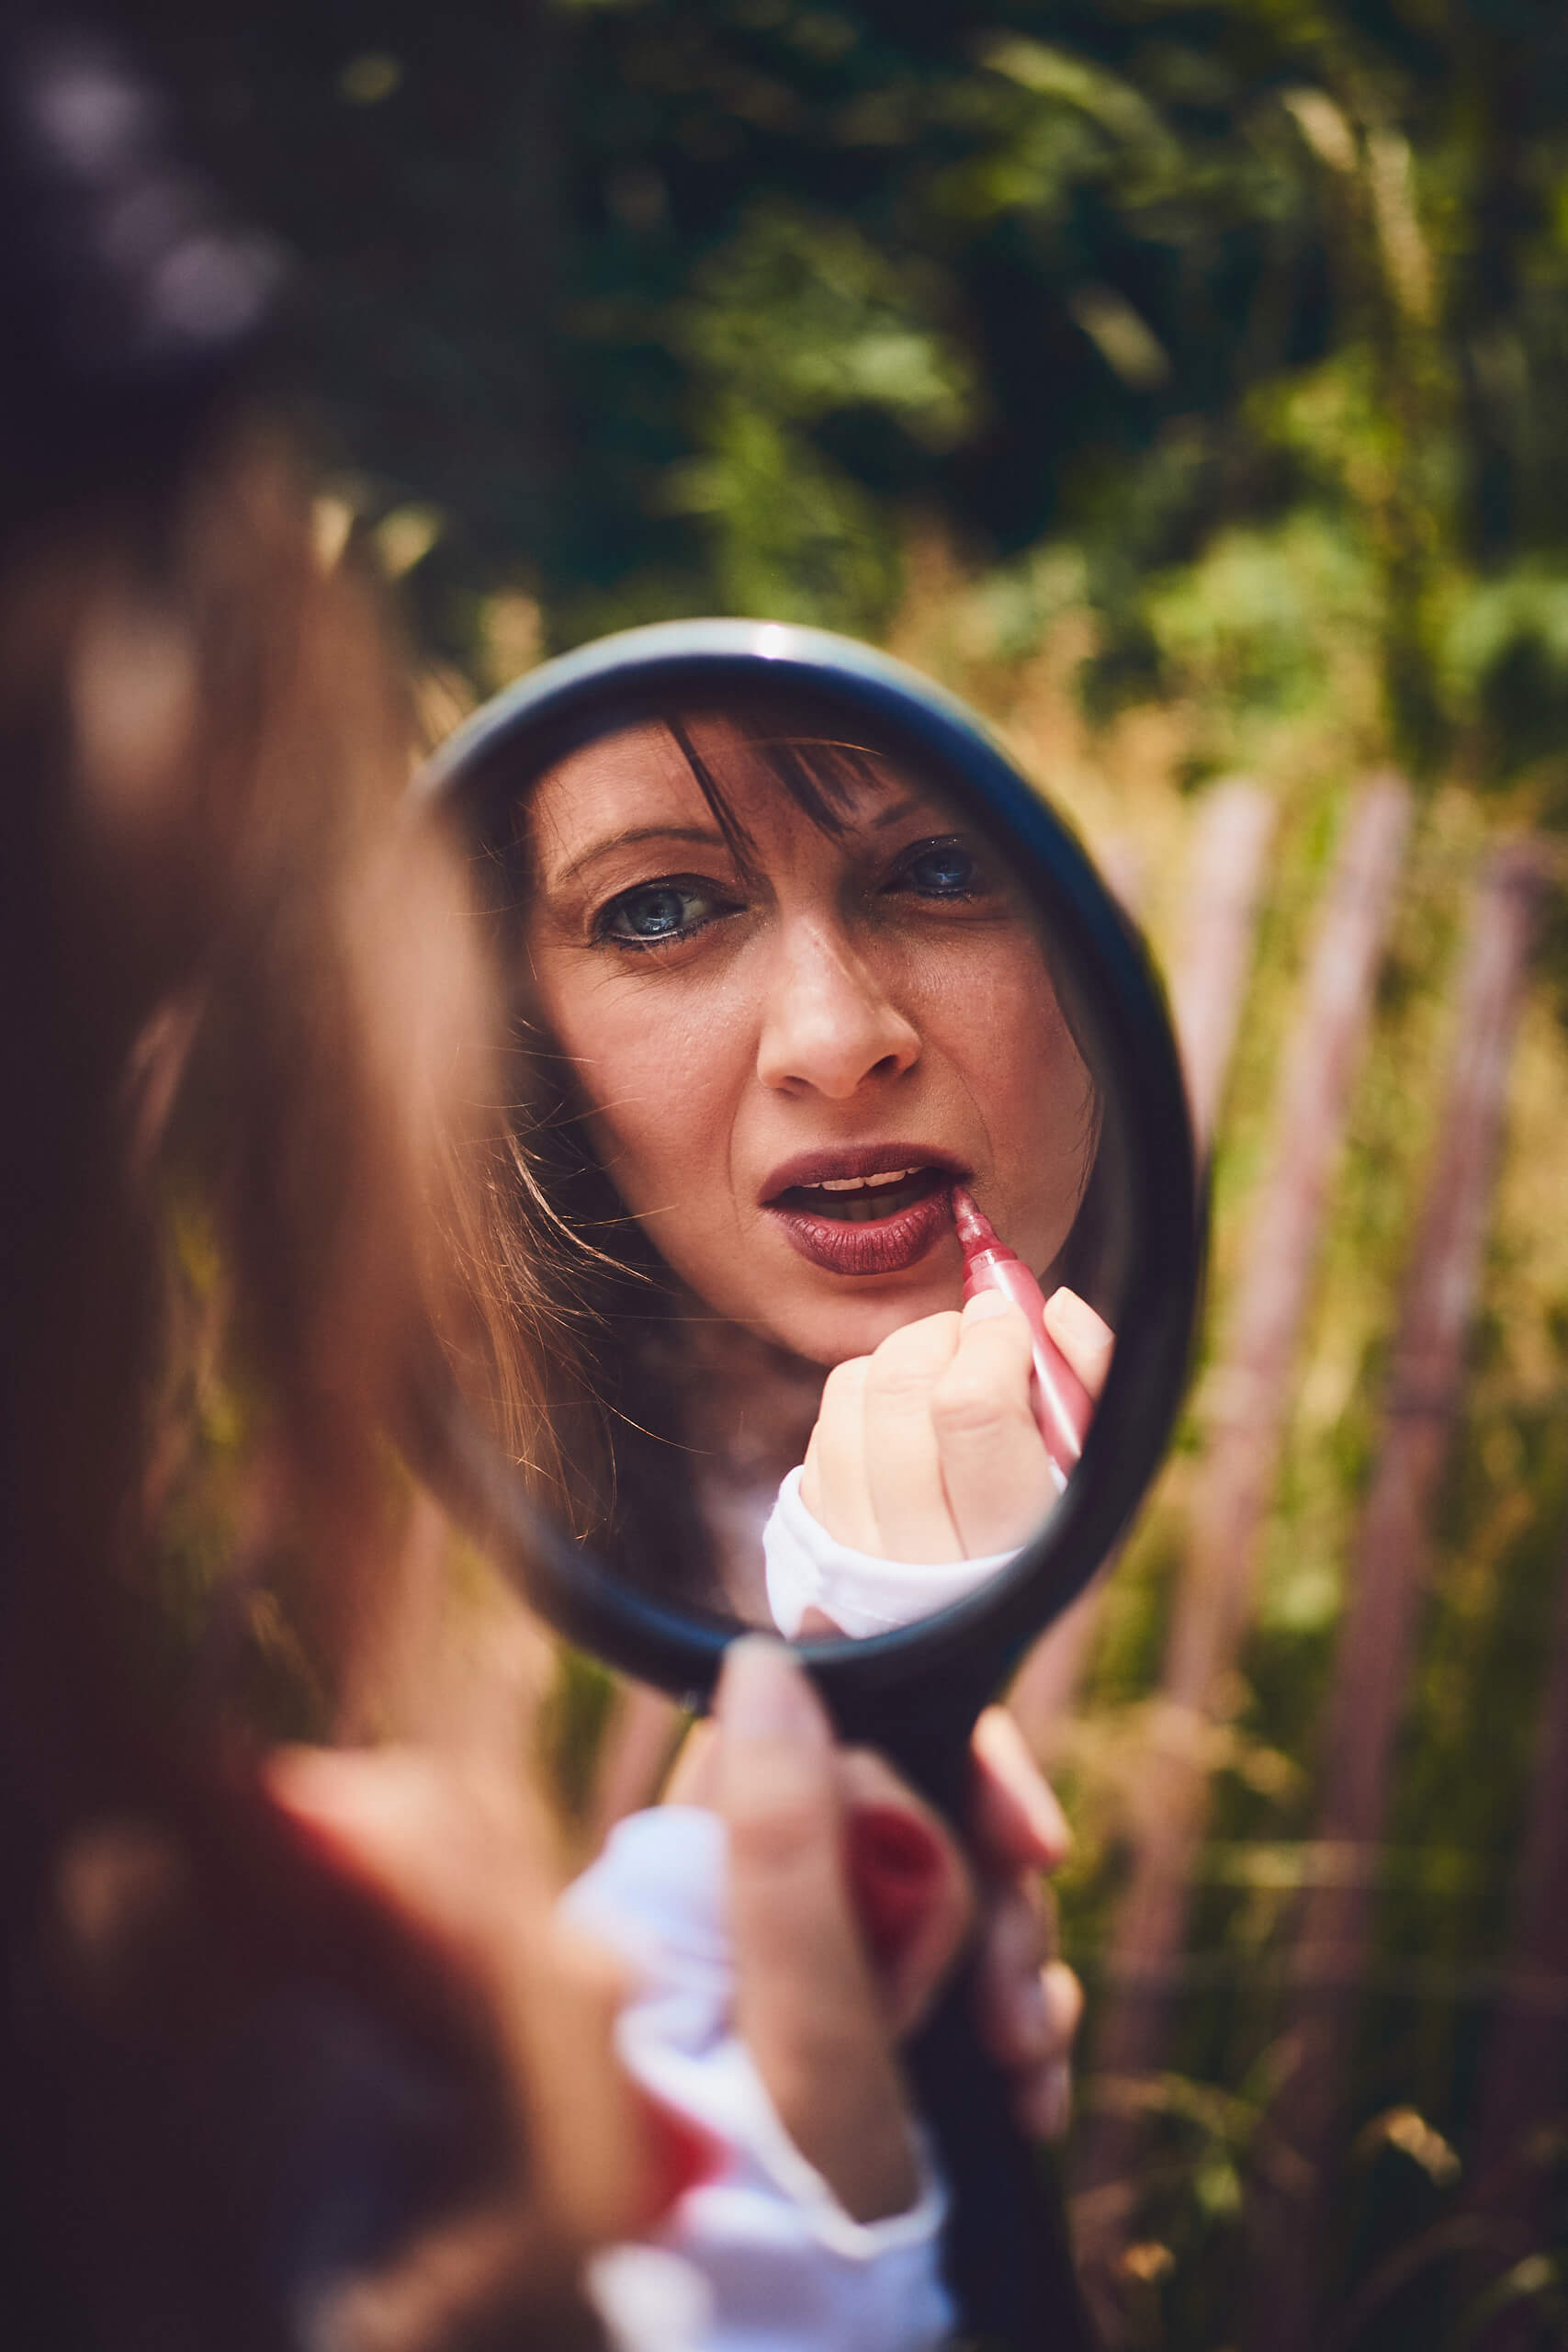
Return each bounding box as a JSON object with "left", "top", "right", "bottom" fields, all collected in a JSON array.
[{"left": 780, "top": 1283, "right": 964, "bottom": 1372}]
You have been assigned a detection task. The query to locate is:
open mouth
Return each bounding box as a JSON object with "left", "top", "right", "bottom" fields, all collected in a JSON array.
[
  {"left": 761, "top": 1152, "right": 966, "bottom": 1279},
  {"left": 769, "top": 1165, "right": 950, "bottom": 1226}
]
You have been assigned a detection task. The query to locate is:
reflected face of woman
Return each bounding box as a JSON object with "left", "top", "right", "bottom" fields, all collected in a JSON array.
[{"left": 521, "top": 716, "right": 1097, "bottom": 1368}]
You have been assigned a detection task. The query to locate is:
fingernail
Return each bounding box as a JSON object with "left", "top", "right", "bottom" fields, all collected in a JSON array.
[
  {"left": 972, "top": 1709, "right": 1074, "bottom": 1866},
  {"left": 844, "top": 1804, "right": 946, "bottom": 1966},
  {"left": 716, "top": 1637, "right": 828, "bottom": 1746},
  {"left": 962, "top": 1290, "right": 1014, "bottom": 1324},
  {"left": 1021, "top": 1776, "right": 1073, "bottom": 1866},
  {"left": 1043, "top": 1286, "right": 1108, "bottom": 1350}
]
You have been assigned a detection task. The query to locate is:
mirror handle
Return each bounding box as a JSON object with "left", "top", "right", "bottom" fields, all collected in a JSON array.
[{"left": 908, "top": 1972, "right": 1100, "bottom": 2352}]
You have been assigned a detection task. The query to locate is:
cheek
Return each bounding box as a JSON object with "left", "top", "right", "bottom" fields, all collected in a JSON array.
[
  {"left": 921, "top": 944, "right": 1060, "bottom": 1114},
  {"left": 541, "top": 974, "right": 749, "bottom": 1214},
  {"left": 1004, "top": 996, "right": 1092, "bottom": 1142},
  {"left": 1011, "top": 1026, "right": 1097, "bottom": 1258},
  {"left": 925, "top": 950, "right": 1093, "bottom": 1238}
]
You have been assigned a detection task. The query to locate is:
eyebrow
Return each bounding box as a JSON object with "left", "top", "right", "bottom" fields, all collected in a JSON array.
[
  {"left": 869, "top": 794, "right": 934, "bottom": 832},
  {"left": 545, "top": 823, "right": 731, "bottom": 892},
  {"left": 542, "top": 793, "right": 943, "bottom": 891}
]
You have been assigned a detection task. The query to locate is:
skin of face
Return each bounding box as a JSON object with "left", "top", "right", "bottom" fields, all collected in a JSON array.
[{"left": 520, "top": 713, "right": 1098, "bottom": 1370}]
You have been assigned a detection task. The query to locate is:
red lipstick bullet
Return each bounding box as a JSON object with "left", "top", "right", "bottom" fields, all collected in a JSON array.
[{"left": 951, "top": 1184, "right": 1092, "bottom": 1492}]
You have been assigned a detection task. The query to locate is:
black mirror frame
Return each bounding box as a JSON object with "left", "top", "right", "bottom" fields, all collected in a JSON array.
[{"left": 417, "top": 618, "right": 1203, "bottom": 1734}]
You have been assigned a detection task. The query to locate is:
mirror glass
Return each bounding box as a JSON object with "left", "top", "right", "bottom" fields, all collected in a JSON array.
[{"left": 448, "top": 669, "right": 1139, "bottom": 1647}]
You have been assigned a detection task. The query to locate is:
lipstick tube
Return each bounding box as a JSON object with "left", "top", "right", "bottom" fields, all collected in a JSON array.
[{"left": 951, "top": 1185, "right": 1092, "bottom": 1493}]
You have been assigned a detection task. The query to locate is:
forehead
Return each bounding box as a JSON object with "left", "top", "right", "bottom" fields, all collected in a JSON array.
[
  {"left": 526, "top": 719, "right": 715, "bottom": 864},
  {"left": 523, "top": 713, "right": 925, "bottom": 879}
]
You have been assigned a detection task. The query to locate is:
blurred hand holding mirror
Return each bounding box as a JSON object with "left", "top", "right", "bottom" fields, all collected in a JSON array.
[{"left": 467, "top": 673, "right": 1129, "bottom": 1643}]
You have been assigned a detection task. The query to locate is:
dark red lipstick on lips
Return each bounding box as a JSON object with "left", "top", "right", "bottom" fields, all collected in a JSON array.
[
  {"left": 952, "top": 1184, "right": 1092, "bottom": 1491},
  {"left": 762, "top": 1148, "right": 962, "bottom": 1279}
]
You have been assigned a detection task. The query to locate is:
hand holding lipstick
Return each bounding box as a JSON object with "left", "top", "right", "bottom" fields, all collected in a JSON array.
[{"left": 799, "top": 1283, "right": 1112, "bottom": 1567}]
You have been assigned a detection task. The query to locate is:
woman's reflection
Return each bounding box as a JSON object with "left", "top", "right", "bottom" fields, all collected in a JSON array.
[{"left": 479, "top": 701, "right": 1114, "bottom": 1632}]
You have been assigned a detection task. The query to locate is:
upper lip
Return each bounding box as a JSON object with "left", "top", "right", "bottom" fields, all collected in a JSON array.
[{"left": 761, "top": 1144, "right": 971, "bottom": 1204}]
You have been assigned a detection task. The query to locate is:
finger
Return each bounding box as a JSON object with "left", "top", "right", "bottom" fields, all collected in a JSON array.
[
  {"left": 1015, "top": 2056, "right": 1074, "bottom": 2143},
  {"left": 861, "top": 1311, "right": 964, "bottom": 1562},
  {"left": 716, "top": 1640, "right": 918, "bottom": 2222},
  {"left": 1011, "top": 1965, "right": 1083, "bottom": 2142},
  {"left": 834, "top": 1747, "right": 975, "bottom": 2039},
  {"left": 680, "top": 1708, "right": 975, "bottom": 2041},
  {"left": 1042, "top": 1958, "right": 1085, "bottom": 2071},
  {"left": 801, "top": 1356, "right": 879, "bottom": 1553},
  {"left": 1043, "top": 1285, "right": 1114, "bottom": 1402},
  {"left": 969, "top": 1707, "right": 1073, "bottom": 1872},
  {"left": 972, "top": 1890, "right": 1084, "bottom": 2142},
  {"left": 973, "top": 1876, "right": 1051, "bottom": 2070},
  {"left": 930, "top": 1293, "right": 1056, "bottom": 1555}
]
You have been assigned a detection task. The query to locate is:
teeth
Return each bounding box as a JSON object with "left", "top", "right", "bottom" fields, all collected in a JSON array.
[{"left": 811, "top": 1166, "right": 920, "bottom": 1193}]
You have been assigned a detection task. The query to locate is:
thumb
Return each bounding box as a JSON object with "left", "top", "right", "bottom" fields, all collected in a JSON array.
[{"left": 716, "top": 1640, "right": 918, "bottom": 2222}]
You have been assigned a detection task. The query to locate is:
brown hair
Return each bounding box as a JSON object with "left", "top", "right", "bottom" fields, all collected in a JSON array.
[
  {"left": 0, "top": 422, "right": 502, "bottom": 1748},
  {"left": 0, "top": 414, "right": 607, "bottom": 2348}
]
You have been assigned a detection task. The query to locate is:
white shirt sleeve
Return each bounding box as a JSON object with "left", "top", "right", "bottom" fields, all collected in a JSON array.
[
  {"left": 562, "top": 1806, "right": 956, "bottom": 2352},
  {"left": 762, "top": 1464, "right": 1026, "bottom": 1640}
]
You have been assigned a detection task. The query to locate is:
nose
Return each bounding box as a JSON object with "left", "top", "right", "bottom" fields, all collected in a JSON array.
[{"left": 755, "top": 922, "right": 920, "bottom": 1099}]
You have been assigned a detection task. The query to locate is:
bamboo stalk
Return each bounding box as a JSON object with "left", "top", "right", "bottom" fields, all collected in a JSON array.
[
  {"left": 1245, "top": 840, "right": 1548, "bottom": 2352},
  {"left": 1074, "top": 776, "right": 1411, "bottom": 2248},
  {"left": 1168, "top": 778, "right": 1280, "bottom": 1159}
]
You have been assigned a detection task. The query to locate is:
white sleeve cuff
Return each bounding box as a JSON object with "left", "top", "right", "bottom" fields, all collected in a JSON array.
[{"left": 763, "top": 1464, "right": 1023, "bottom": 1639}]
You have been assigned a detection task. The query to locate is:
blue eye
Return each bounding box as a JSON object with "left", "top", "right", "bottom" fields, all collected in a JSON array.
[
  {"left": 895, "top": 839, "right": 983, "bottom": 899},
  {"left": 598, "top": 878, "right": 734, "bottom": 946}
]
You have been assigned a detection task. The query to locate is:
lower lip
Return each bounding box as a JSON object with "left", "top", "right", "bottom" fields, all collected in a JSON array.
[{"left": 765, "top": 1187, "right": 953, "bottom": 1278}]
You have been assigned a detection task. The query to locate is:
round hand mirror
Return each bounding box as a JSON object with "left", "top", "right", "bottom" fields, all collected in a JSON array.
[
  {"left": 420, "top": 619, "right": 1199, "bottom": 1730},
  {"left": 416, "top": 618, "right": 1202, "bottom": 2349}
]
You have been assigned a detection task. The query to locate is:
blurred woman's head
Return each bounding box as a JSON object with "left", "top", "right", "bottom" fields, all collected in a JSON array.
[
  {"left": 0, "top": 326, "right": 491, "bottom": 1770},
  {"left": 0, "top": 18, "right": 647, "bottom": 2345}
]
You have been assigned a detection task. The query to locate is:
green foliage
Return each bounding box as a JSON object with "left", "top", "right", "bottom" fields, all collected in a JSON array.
[
  {"left": 651, "top": 198, "right": 974, "bottom": 626},
  {"left": 126, "top": 0, "right": 1568, "bottom": 772},
  {"left": 1446, "top": 570, "right": 1568, "bottom": 798},
  {"left": 1143, "top": 512, "right": 1380, "bottom": 722}
]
